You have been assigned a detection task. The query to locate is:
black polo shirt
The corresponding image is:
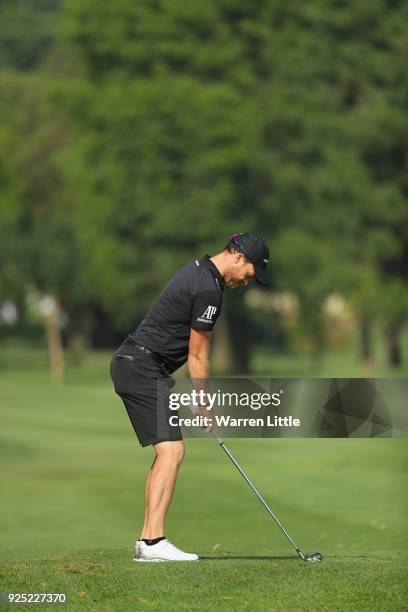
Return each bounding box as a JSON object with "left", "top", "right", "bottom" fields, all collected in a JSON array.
[{"left": 128, "top": 255, "right": 224, "bottom": 373}]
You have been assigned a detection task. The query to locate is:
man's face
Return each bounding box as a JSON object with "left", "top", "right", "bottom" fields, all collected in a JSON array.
[{"left": 224, "top": 253, "right": 256, "bottom": 288}]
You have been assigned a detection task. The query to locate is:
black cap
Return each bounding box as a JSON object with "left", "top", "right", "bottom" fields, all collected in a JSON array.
[{"left": 228, "top": 233, "right": 269, "bottom": 286}]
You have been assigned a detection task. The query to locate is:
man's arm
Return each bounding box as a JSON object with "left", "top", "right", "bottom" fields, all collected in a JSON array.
[
  {"left": 188, "top": 328, "right": 211, "bottom": 382},
  {"left": 188, "top": 328, "right": 213, "bottom": 430}
]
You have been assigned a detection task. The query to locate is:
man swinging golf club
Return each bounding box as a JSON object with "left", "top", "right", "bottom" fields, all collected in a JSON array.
[{"left": 110, "top": 233, "right": 269, "bottom": 562}]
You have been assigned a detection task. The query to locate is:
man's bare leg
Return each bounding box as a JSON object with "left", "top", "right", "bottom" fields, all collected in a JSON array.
[
  {"left": 140, "top": 440, "right": 185, "bottom": 539},
  {"left": 140, "top": 458, "right": 155, "bottom": 538}
]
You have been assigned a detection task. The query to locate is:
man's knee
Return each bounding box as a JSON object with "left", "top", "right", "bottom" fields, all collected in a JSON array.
[{"left": 155, "top": 440, "right": 185, "bottom": 466}]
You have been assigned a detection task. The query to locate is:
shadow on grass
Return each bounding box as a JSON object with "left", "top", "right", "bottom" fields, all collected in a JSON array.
[
  {"left": 200, "top": 555, "right": 297, "bottom": 561},
  {"left": 200, "top": 554, "right": 374, "bottom": 561}
]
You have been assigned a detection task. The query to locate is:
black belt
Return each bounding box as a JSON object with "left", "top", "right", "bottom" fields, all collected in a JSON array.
[
  {"left": 115, "top": 343, "right": 152, "bottom": 358},
  {"left": 132, "top": 343, "right": 152, "bottom": 355},
  {"left": 115, "top": 344, "right": 171, "bottom": 376}
]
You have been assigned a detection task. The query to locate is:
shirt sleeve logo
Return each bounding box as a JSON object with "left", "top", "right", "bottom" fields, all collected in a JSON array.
[{"left": 196, "top": 305, "right": 217, "bottom": 323}]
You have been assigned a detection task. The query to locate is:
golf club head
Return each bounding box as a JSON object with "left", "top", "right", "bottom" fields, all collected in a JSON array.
[{"left": 304, "top": 552, "right": 323, "bottom": 562}]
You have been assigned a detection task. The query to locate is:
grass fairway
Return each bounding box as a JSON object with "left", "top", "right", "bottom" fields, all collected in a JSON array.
[{"left": 0, "top": 353, "right": 407, "bottom": 610}]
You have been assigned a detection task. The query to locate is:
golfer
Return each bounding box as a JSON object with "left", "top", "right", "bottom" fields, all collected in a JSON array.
[{"left": 110, "top": 233, "right": 269, "bottom": 562}]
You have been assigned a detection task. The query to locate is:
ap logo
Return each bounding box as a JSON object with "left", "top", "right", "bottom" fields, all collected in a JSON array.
[{"left": 201, "top": 305, "right": 217, "bottom": 320}]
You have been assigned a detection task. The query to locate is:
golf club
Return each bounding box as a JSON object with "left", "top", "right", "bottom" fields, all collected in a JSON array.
[{"left": 211, "top": 430, "right": 322, "bottom": 562}]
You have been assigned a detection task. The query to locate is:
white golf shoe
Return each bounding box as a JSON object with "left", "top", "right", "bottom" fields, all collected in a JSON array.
[{"left": 133, "top": 539, "right": 199, "bottom": 562}]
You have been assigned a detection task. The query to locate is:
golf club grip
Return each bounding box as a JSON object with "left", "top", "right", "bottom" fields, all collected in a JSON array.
[{"left": 210, "top": 430, "right": 223, "bottom": 445}]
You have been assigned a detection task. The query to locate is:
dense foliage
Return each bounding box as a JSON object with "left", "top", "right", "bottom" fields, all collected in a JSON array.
[{"left": 0, "top": 0, "right": 407, "bottom": 369}]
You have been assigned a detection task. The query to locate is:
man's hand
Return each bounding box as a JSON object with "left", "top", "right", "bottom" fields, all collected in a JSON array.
[{"left": 196, "top": 406, "right": 214, "bottom": 432}]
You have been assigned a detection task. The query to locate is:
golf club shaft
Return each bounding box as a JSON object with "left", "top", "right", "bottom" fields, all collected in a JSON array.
[{"left": 211, "top": 431, "right": 304, "bottom": 560}]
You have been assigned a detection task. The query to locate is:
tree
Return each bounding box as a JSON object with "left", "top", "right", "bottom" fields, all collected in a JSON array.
[{"left": 61, "top": 0, "right": 408, "bottom": 368}]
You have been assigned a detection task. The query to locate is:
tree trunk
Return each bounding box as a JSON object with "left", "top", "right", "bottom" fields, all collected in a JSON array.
[
  {"left": 89, "top": 303, "right": 117, "bottom": 348},
  {"left": 212, "top": 307, "right": 251, "bottom": 375},
  {"left": 384, "top": 322, "right": 402, "bottom": 368},
  {"left": 26, "top": 286, "right": 65, "bottom": 383},
  {"left": 211, "top": 315, "right": 234, "bottom": 375},
  {"left": 66, "top": 305, "right": 88, "bottom": 365},
  {"left": 360, "top": 314, "right": 372, "bottom": 368},
  {"left": 67, "top": 332, "right": 86, "bottom": 365},
  {"left": 227, "top": 308, "right": 250, "bottom": 374},
  {"left": 44, "top": 300, "right": 64, "bottom": 383}
]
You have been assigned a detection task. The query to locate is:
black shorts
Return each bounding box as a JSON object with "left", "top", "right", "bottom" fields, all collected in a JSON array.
[{"left": 109, "top": 342, "right": 182, "bottom": 447}]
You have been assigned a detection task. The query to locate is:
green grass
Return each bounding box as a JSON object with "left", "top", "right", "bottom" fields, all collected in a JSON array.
[{"left": 0, "top": 348, "right": 407, "bottom": 610}]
